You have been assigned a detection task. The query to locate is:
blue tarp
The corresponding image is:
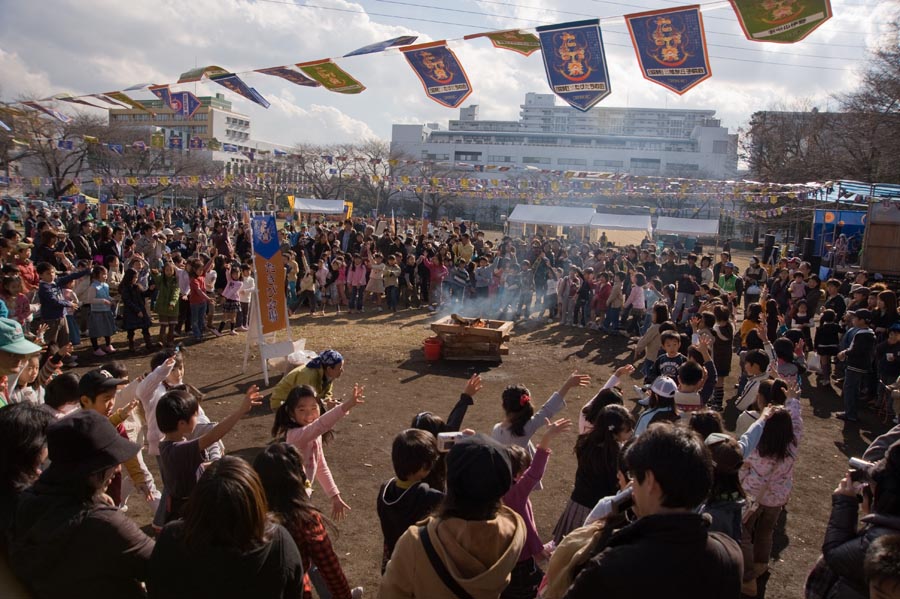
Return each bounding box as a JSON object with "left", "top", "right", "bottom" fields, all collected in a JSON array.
[{"left": 812, "top": 209, "right": 866, "bottom": 256}]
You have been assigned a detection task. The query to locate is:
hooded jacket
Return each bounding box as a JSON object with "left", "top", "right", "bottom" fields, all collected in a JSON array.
[
  {"left": 379, "top": 506, "right": 526, "bottom": 599},
  {"left": 845, "top": 327, "right": 876, "bottom": 373}
]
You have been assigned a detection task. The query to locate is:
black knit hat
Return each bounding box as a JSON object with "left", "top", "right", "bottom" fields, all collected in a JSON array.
[
  {"left": 446, "top": 433, "right": 513, "bottom": 504},
  {"left": 41, "top": 410, "right": 139, "bottom": 483}
]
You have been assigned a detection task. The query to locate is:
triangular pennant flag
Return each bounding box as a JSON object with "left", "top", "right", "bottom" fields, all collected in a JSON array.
[
  {"left": 255, "top": 66, "right": 320, "bottom": 88},
  {"left": 0, "top": 119, "right": 10, "bottom": 132},
  {"left": 51, "top": 93, "right": 111, "bottom": 109},
  {"left": 296, "top": 59, "right": 366, "bottom": 94},
  {"left": 624, "top": 6, "right": 712, "bottom": 95},
  {"left": 209, "top": 73, "right": 270, "bottom": 108},
  {"left": 102, "top": 92, "right": 155, "bottom": 114},
  {"left": 343, "top": 35, "right": 419, "bottom": 57},
  {"left": 729, "top": 0, "right": 832, "bottom": 42},
  {"left": 400, "top": 41, "right": 473, "bottom": 108},
  {"left": 536, "top": 19, "right": 611, "bottom": 112},
  {"left": 178, "top": 65, "right": 230, "bottom": 83},
  {"left": 149, "top": 85, "right": 173, "bottom": 109},
  {"left": 22, "top": 102, "right": 71, "bottom": 123},
  {"left": 465, "top": 30, "right": 541, "bottom": 56}
]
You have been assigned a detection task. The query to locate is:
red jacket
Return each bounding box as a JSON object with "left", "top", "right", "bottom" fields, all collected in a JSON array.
[{"left": 592, "top": 281, "right": 612, "bottom": 312}]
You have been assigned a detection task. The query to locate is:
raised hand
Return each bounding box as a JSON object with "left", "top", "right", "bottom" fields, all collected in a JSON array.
[
  {"left": 463, "top": 373, "right": 483, "bottom": 397},
  {"left": 241, "top": 385, "right": 263, "bottom": 414}
]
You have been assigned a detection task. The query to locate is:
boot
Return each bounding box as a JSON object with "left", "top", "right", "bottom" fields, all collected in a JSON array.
[
  {"left": 128, "top": 338, "right": 136, "bottom": 352},
  {"left": 167, "top": 330, "right": 175, "bottom": 348},
  {"left": 158, "top": 332, "right": 168, "bottom": 348},
  {"left": 144, "top": 333, "right": 160, "bottom": 351}
]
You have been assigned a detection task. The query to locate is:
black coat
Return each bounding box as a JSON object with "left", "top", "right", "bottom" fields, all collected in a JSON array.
[
  {"left": 120, "top": 284, "right": 152, "bottom": 330},
  {"left": 822, "top": 494, "right": 900, "bottom": 599},
  {"left": 566, "top": 513, "right": 743, "bottom": 599}
]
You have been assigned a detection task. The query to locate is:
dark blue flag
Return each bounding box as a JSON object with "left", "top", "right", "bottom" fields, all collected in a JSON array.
[
  {"left": 537, "top": 20, "right": 611, "bottom": 112},
  {"left": 344, "top": 35, "right": 418, "bottom": 57},
  {"left": 400, "top": 41, "right": 473, "bottom": 108}
]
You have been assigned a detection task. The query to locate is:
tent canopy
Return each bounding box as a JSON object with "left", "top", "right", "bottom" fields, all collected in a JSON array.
[
  {"left": 589, "top": 212, "right": 652, "bottom": 233},
  {"left": 293, "top": 198, "right": 345, "bottom": 214},
  {"left": 655, "top": 216, "right": 719, "bottom": 236},
  {"left": 507, "top": 204, "right": 595, "bottom": 227}
]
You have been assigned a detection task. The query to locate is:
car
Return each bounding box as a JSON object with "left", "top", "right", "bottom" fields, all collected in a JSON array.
[
  {"left": 27, "top": 199, "right": 50, "bottom": 212},
  {"left": 1, "top": 197, "right": 22, "bottom": 222}
]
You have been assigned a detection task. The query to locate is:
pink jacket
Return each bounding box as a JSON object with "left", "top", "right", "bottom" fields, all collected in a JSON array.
[
  {"left": 422, "top": 257, "right": 448, "bottom": 284},
  {"left": 502, "top": 447, "right": 549, "bottom": 562},
  {"left": 740, "top": 396, "right": 803, "bottom": 507},
  {"left": 623, "top": 285, "right": 645, "bottom": 310},
  {"left": 286, "top": 404, "right": 349, "bottom": 498},
  {"left": 346, "top": 264, "right": 367, "bottom": 287}
]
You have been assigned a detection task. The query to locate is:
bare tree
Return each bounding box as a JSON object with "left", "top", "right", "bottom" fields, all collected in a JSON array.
[{"left": 353, "top": 138, "right": 400, "bottom": 215}]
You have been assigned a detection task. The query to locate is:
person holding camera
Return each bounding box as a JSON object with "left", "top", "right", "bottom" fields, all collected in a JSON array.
[
  {"left": 816, "top": 440, "right": 900, "bottom": 599},
  {"left": 565, "top": 424, "right": 743, "bottom": 599}
]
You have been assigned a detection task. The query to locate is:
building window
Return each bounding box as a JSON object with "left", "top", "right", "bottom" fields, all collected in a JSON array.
[
  {"left": 522, "top": 157, "right": 551, "bottom": 165},
  {"left": 713, "top": 140, "right": 729, "bottom": 154},
  {"left": 454, "top": 151, "right": 482, "bottom": 161},
  {"left": 487, "top": 155, "right": 514, "bottom": 162},
  {"left": 557, "top": 158, "right": 587, "bottom": 166},
  {"left": 630, "top": 158, "right": 661, "bottom": 172},
  {"left": 666, "top": 163, "right": 699, "bottom": 172},
  {"left": 594, "top": 159, "right": 623, "bottom": 168},
  {"left": 423, "top": 153, "right": 449, "bottom": 160}
]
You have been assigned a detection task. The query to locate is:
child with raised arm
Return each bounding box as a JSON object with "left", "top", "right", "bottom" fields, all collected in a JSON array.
[
  {"left": 155, "top": 383, "right": 262, "bottom": 523},
  {"left": 491, "top": 371, "right": 590, "bottom": 466},
  {"left": 503, "top": 418, "right": 572, "bottom": 599},
  {"left": 272, "top": 383, "right": 366, "bottom": 520}
]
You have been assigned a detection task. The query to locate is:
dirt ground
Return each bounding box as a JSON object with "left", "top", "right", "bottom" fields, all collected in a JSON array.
[{"left": 99, "top": 249, "right": 891, "bottom": 599}]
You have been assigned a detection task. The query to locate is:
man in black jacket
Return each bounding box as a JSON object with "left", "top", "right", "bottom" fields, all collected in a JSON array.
[
  {"left": 836, "top": 309, "right": 877, "bottom": 423},
  {"left": 565, "top": 425, "right": 743, "bottom": 599},
  {"left": 70, "top": 219, "right": 98, "bottom": 262}
]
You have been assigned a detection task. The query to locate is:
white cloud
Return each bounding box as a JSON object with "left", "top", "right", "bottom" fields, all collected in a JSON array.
[{"left": 1, "top": 0, "right": 894, "bottom": 146}]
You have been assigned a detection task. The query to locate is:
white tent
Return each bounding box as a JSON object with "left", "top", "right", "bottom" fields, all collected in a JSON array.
[
  {"left": 507, "top": 204, "right": 595, "bottom": 239},
  {"left": 292, "top": 198, "right": 345, "bottom": 214},
  {"left": 589, "top": 212, "right": 652, "bottom": 246},
  {"left": 655, "top": 216, "right": 719, "bottom": 237}
]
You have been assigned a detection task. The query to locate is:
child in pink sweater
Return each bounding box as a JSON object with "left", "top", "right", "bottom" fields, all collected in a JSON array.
[
  {"left": 271, "top": 382, "right": 365, "bottom": 520},
  {"left": 503, "top": 417, "right": 572, "bottom": 597}
]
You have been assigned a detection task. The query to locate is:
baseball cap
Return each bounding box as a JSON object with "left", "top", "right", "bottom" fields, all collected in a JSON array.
[
  {"left": 650, "top": 376, "right": 678, "bottom": 399},
  {"left": 446, "top": 434, "right": 513, "bottom": 504},
  {"left": 0, "top": 318, "right": 42, "bottom": 355},
  {"left": 889, "top": 323, "right": 900, "bottom": 333},
  {"left": 849, "top": 308, "right": 873, "bottom": 322},
  {"left": 724, "top": 262, "right": 735, "bottom": 269},
  {"left": 16, "top": 240, "right": 33, "bottom": 250},
  {"left": 162, "top": 228, "right": 174, "bottom": 236},
  {"left": 77, "top": 369, "right": 128, "bottom": 398},
  {"left": 41, "top": 410, "right": 139, "bottom": 483},
  {"left": 850, "top": 284, "right": 870, "bottom": 295}
]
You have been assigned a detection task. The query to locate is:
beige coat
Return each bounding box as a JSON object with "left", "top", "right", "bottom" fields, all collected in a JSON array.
[{"left": 379, "top": 506, "right": 526, "bottom": 599}]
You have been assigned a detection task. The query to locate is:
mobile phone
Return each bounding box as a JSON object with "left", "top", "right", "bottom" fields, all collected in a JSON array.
[{"left": 437, "top": 432, "right": 463, "bottom": 453}]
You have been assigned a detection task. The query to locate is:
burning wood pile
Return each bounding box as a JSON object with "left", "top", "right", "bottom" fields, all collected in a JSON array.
[{"left": 430, "top": 314, "right": 514, "bottom": 361}]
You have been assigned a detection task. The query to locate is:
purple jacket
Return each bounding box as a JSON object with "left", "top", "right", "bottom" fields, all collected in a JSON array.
[{"left": 502, "top": 447, "right": 549, "bottom": 562}]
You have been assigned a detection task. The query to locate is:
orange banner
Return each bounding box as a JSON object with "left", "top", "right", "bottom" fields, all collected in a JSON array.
[{"left": 251, "top": 215, "right": 288, "bottom": 334}]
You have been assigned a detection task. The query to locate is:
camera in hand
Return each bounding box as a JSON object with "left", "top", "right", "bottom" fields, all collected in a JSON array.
[
  {"left": 610, "top": 487, "right": 634, "bottom": 514},
  {"left": 437, "top": 432, "right": 463, "bottom": 453},
  {"left": 849, "top": 457, "right": 875, "bottom": 483}
]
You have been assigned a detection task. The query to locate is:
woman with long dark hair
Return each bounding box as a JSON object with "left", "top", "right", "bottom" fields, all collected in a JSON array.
[
  {"left": 254, "top": 443, "right": 361, "bottom": 599},
  {"left": 148, "top": 456, "right": 304, "bottom": 598}
]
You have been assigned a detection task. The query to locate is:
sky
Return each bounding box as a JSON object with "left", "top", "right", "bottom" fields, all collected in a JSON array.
[{"left": 0, "top": 0, "right": 896, "bottom": 147}]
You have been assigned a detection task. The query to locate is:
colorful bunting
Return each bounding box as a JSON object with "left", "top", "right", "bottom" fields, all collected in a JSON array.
[
  {"left": 189, "top": 137, "right": 204, "bottom": 150},
  {"left": 178, "top": 65, "right": 230, "bottom": 83},
  {"left": 51, "top": 93, "right": 111, "bottom": 109},
  {"left": 729, "top": 0, "right": 833, "bottom": 43},
  {"left": 343, "top": 35, "right": 418, "bottom": 57},
  {"left": 536, "top": 20, "right": 612, "bottom": 112},
  {"left": 22, "top": 102, "right": 72, "bottom": 123},
  {"left": 255, "top": 66, "right": 320, "bottom": 88},
  {"left": 209, "top": 73, "right": 271, "bottom": 108},
  {"left": 150, "top": 133, "right": 165, "bottom": 149},
  {"left": 102, "top": 92, "right": 154, "bottom": 114},
  {"left": 149, "top": 85, "right": 173, "bottom": 107},
  {"left": 400, "top": 41, "right": 473, "bottom": 109},
  {"left": 465, "top": 30, "right": 542, "bottom": 56},
  {"left": 168, "top": 137, "right": 183, "bottom": 150},
  {"left": 107, "top": 143, "right": 124, "bottom": 155},
  {"left": 625, "top": 6, "right": 712, "bottom": 95},
  {"left": 296, "top": 59, "right": 366, "bottom": 94}
]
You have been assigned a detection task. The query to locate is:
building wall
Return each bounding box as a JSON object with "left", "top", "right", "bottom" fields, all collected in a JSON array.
[{"left": 391, "top": 93, "right": 738, "bottom": 179}]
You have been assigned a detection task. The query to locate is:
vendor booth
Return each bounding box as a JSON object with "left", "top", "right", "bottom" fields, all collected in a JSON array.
[
  {"left": 654, "top": 216, "right": 719, "bottom": 251},
  {"left": 507, "top": 204, "right": 595, "bottom": 240},
  {"left": 293, "top": 198, "right": 347, "bottom": 223},
  {"left": 590, "top": 212, "right": 653, "bottom": 247}
]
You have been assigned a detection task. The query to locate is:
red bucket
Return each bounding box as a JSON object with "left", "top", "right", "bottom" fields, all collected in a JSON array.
[{"left": 423, "top": 336, "right": 443, "bottom": 361}]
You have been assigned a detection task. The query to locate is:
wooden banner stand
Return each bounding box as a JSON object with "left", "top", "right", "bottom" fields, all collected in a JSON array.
[{"left": 241, "top": 211, "right": 296, "bottom": 386}]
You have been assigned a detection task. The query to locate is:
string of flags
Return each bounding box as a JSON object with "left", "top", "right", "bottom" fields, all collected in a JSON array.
[{"left": 0, "top": 0, "right": 834, "bottom": 118}]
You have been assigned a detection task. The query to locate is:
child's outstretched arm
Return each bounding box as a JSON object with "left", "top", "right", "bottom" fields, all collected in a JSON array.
[
  {"left": 525, "top": 371, "right": 590, "bottom": 440},
  {"left": 445, "top": 374, "right": 481, "bottom": 432},
  {"left": 198, "top": 385, "right": 262, "bottom": 452}
]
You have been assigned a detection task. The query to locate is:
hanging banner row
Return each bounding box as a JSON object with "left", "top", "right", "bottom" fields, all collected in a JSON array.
[{"left": 0, "top": 0, "right": 834, "bottom": 124}]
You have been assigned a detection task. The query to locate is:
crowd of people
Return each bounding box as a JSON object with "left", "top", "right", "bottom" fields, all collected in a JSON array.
[{"left": 0, "top": 204, "right": 899, "bottom": 599}]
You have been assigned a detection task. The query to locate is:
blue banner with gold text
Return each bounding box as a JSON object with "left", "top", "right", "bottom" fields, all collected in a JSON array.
[
  {"left": 536, "top": 20, "right": 611, "bottom": 112},
  {"left": 625, "top": 6, "right": 712, "bottom": 95},
  {"left": 400, "top": 42, "right": 473, "bottom": 109}
]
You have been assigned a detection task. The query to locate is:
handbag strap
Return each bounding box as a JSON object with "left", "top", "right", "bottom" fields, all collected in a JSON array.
[{"left": 419, "top": 525, "right": 474, "bottom": 599}]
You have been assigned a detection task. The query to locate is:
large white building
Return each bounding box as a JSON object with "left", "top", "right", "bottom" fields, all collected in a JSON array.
[
  {"left": 108, "top": 93, "right": 291, "bottom": 174},
  {"left": 391, "top": 93, "right": 738, "bottom": 180}
]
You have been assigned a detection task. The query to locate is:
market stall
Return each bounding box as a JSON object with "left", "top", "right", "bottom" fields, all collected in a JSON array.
[
  {"left": 590, "top": 212, "right": 652, "bottom": 246},
  {"left": 506, "top": 204, "right": 595, "bottom": 240}
]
